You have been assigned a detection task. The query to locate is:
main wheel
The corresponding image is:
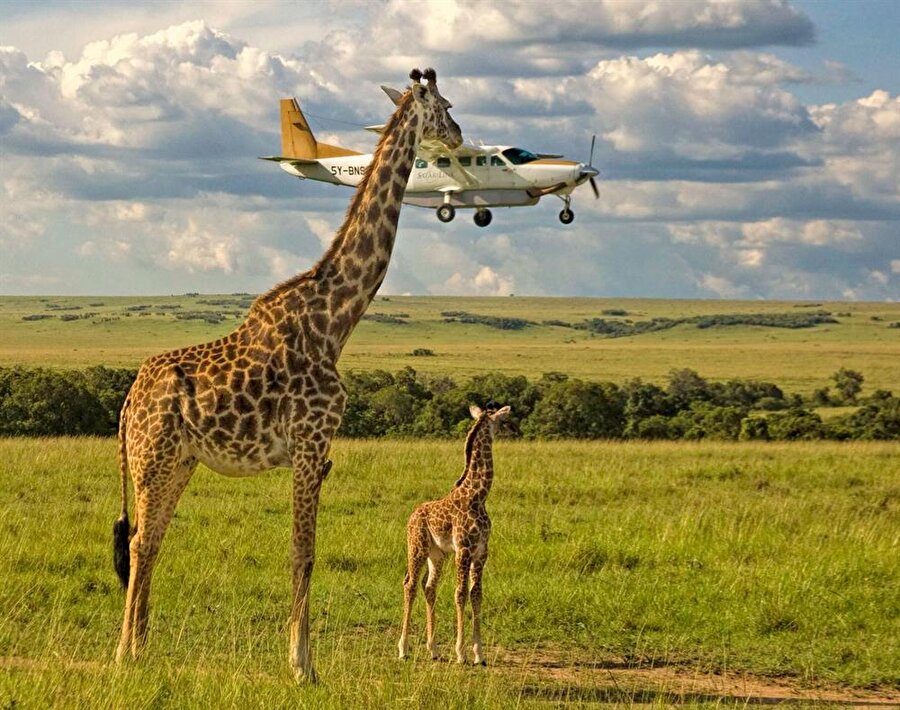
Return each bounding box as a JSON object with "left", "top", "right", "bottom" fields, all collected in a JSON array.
[
  {"left": 559, "top": 208, "right": 574, "bottom": 224},
  {"left": 437, "top": 204, "right": 456, "bottom": 223},
  {"left": 474, "top": 209, "right": 492, "bottom": 228}
]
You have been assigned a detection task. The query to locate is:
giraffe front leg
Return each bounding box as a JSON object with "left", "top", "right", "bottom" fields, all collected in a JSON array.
[
  {"left": 454, "top": 548, "right": 471, "bottom": 664},
  {"left": 469, "top": 550, "right": 488, "bottom": 666},
  {"left": 288, "top": 445, "right": 326, "bottom": 683}
]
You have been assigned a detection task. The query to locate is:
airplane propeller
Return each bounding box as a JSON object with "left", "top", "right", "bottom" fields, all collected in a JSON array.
[{"left": 583, "top": 134, "right": 599, "bottom": 199}]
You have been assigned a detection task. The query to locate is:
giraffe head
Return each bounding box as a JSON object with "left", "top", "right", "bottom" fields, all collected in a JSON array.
[
  {"left": 407, "top": 67, "right": 463, "bottom": 149},
  {"left": 468, "top": 404, "right": 511, "bottom": 436}
]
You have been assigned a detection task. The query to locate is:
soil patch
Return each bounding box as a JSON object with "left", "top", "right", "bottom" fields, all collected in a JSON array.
[{"left": 490, "top": 647, "right": 900, "bottom": 707}]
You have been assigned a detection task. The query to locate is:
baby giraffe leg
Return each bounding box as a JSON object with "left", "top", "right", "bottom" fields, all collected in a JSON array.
[
  {"left": 399, "top": 515, "right": 428, "bottom": 659},
  {"left": 469, "top": 551, "right": 488, "bottom": 665},
  {"left": 424, "top": 548, "right": 445, "bottom": 660},
  {"left": 453, "top": 548, "right": 472, "bottom": 664}
]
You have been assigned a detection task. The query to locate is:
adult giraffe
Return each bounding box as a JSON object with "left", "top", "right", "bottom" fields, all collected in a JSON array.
[{"left": 112, "top": 68, "right": 462, "bottom": 682}]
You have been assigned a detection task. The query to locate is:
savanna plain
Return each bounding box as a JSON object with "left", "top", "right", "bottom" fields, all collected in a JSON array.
[{"left": 1, "top": 296, "right": 898, "bottom": 707}]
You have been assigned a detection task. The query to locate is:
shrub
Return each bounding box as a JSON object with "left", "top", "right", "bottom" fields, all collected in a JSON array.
[
  {"left": 832, "top": 367, "right": 864, "bottom": 404},
  {"left": 766, "top": 408, "right": 825, "bottom": 440},
  {"left": 441, "top": 311, "right": 532, "bottom": 330},
  {"left": 739, "top": 417, "right": 770, "bottom": 441},
  {"left": 0, "top": 368, "right": 109, "bottom": 436},
  {"left": 523, "top": 380, "right": 624, "bottom": 439}
]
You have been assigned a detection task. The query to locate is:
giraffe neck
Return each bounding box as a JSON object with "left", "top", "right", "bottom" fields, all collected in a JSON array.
[
  {"left": 459, "top": 427, "right": 494, "bottom": 500},
  {"left": 318, "top": 95, "right": 422, "bottom": 351}
]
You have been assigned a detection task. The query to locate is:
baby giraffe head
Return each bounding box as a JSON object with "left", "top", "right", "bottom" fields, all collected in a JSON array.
[{"left": 468, "top": 404, "right": 511, "bottom": 434}]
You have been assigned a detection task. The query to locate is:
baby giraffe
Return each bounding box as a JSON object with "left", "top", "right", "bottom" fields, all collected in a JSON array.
[{"left": 399, "top": 404, "right": 510, "bottom": 665}]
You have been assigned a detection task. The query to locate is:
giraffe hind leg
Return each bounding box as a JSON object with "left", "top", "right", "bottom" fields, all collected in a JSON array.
[
  {"left": 398, "top": 516, "right": 428, "bottom": 660},
  {"left": 116, "top": 457, "right": 195, "bottom": 662}
]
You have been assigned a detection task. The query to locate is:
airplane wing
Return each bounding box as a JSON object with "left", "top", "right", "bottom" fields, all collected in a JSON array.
[
  {"left": 259, "top": 155, "right": 318, "bottom": 165},
  {"left": 446, "top": 153, "right": 478, "bottom": 187},
  {"left": 418, "top": 140, "right": 486, "bottom": 160}
]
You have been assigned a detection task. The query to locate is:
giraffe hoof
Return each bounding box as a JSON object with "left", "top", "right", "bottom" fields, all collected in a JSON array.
[{"left": 292, "top": 665, "right": 319, "bottom": 685}]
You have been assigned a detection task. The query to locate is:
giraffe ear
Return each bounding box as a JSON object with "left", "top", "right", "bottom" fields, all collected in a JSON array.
[
  {"left": 490, "top": 406, "right": 511, "bottom": 421},
  {"left": 469, "top": 404, "right": 483, "bottom": 420},
  {"left": 381, "top": 85, "right": 404, "bottom": 106}
]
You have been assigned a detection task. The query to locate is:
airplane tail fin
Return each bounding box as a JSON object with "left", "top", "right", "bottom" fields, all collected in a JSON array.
[
  {"left": 279, "top": 98, "right": 361, "bottom": 160},
  {"left": 280, "top": 98, "right": 318, "bottom": 160}
]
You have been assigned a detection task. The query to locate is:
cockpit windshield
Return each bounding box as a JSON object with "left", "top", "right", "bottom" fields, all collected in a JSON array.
[{"left": 501, "top": 148, "right": 539, "bottom": 165}]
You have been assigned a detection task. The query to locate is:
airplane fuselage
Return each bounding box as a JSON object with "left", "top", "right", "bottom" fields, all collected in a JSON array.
[{"left": 278, "top": 148, "right": 586, "bottom": 208}]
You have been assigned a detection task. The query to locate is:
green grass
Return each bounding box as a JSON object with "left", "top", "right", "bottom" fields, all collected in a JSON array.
[
  {"left": 1, "top": 438, "right": 897, "bottom": 707},
  {"left": 2, "top": 295, "right": 899, "bottom": 394}
]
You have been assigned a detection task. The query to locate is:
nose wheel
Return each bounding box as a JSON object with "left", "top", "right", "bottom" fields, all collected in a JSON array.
[
  {"left": 558, "top": 195, "right": 574, "bottom": 224},
  {"left": 437, "top": 204, "right": 456, "bottom": 223},
  {"left": 474, "top": 209, "right": 492, "bottom": 228}
]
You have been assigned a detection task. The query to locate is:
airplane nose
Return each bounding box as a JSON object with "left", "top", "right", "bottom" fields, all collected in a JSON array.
[{"left": 580, "top": 166, "right": 599, "bottom": 179}]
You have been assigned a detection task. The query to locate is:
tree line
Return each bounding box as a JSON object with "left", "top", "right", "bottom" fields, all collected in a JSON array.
[{"left": 1, "top": 365, "right": 897, "bottom": 441}]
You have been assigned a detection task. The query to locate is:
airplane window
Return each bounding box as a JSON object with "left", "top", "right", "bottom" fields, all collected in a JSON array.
[
  {"left": 436, "top": 157, "right": 451, "bottom": 168},
  {"left": 502, "top": 148, "right": 539, "bottom": 165},
  {"left": 490, "top": 155, "right": 505, "bottom": 166},
  {"left": 415, "top": 159, "right": 427, "bottom": 168},
  {"left": 476, "top": 156, "right": 487, "bottom": 167},
  {"left": 458, "top": 157, "right": 472, "bottom": 166}
]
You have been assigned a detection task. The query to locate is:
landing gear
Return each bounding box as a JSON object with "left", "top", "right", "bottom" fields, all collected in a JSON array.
[
  {"left": 474, "top": 209, "right": 493, "bottom": 228},
  {"left": 437, "top": 204, "right": 456, "bottom": 223},
  {"left": 558, "top": 195, "right": 574, "bottom": 224}
]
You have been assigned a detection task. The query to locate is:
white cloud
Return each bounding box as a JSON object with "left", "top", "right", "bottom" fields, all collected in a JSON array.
[
  {"left": 585, "top": 50, "right": 815, "bottom": 158},
  {"left": 0, "top": 7, "right": 897, "bottom": 303},
  {"left": 442, "top": 266, "right": 515, "bottom": 297}
]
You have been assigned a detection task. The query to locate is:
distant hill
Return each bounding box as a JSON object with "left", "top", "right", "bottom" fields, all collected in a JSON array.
[{"left": 1, "top": 295, "right": 898, "bottom": 393}]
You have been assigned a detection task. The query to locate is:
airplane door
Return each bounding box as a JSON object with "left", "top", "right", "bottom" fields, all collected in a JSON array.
[{"left": 488, "top": 154, "right": 517, "bottom": 188}]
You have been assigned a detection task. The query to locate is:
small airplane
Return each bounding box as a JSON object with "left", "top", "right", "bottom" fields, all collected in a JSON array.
[{"left": 261, "top": 90, "right": 599, "bottom": 227}]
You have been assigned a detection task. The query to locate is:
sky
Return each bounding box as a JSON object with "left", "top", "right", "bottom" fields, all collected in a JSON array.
[{"left": 1, "top": 0, "right": 898, "bottom": 300}]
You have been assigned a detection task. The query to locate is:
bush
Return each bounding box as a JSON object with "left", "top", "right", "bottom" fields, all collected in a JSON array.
[
  {"left": 672, "top": 403, "right": 748, "bottom": 441},
  {"left": 827, "top": 395, "right": 900, "bottom": 440},
  {"left": 523, "top": 380, "right": 624, "bottom": 439},
  {"left": 441, "top": 311, "right": 532, "bottom": 330},
  {"left": 739, "top": 417, "right": 770, "bottom": 441},
  {"left": 832, "top": 367, "right": 864, "bottom": 404},
  {"left": 766, "top": 408, "right": 825, "bottom": 440},
  {"left": 0, "top": 365, "right": 894, "bottom": 442},
  {"left": 0, "top": 368, "right": 110, "bottom": 436}
]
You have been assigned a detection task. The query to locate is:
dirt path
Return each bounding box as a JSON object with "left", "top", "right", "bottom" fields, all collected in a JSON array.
[
  {"left": 491, "top": 648, "right": 900, "bottom": 707},
  {"left": 3, "top": 652, "right": 898, "bottom": 707}
]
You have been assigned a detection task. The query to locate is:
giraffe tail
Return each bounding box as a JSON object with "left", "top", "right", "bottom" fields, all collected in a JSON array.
[{"left": 112, "top": 398, "right": 131, "bottom": 590}]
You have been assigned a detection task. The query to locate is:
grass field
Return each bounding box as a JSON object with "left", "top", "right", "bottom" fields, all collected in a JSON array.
[
  {"left": 1, "top": 437, "right": 897, "bottom": 707},
  {"left": 1, "top": 295, "right": 899, "bottom": 394}
]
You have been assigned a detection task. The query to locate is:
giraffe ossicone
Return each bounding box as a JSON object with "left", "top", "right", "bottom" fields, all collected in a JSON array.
[
  {"left": 398, "top": 405, "right": 511, "bottom": 665},
  {"left": 111, "top": 69, "right": 461, "bottom": 683}
]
